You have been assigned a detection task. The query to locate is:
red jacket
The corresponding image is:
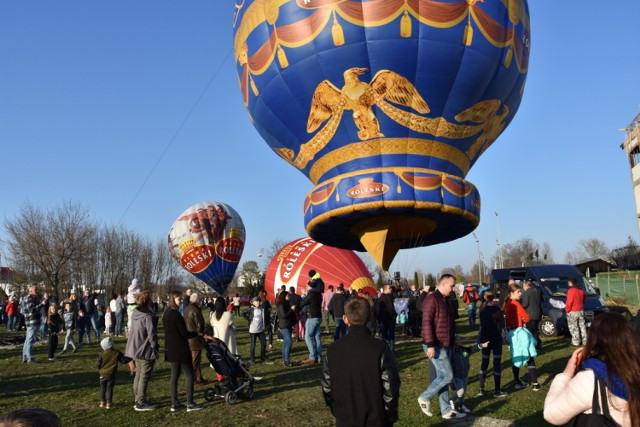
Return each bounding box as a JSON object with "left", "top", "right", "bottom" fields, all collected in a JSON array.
[
  {"left": 6, "top": 300, "right": 18, "bottom": 317},
  {"left": 462, "top": 286, "right": 480, "bottom": 304},
  {"left": 565, "top": 286, "right": 585, "bottom": 313},
  {"left": 421, "top": 290, "right": 454, "bottom": 348},
  {"left": 504, "top": 298, "right": 530, "bottom": 329}
]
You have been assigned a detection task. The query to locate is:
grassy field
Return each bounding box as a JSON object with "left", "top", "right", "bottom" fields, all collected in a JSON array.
[{"left": 0, "top": 309, "right": 582, "bottom": 427}]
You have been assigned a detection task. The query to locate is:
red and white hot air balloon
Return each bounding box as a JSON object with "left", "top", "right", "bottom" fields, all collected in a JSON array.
[{"left": 264, "top": 237, "right": 374, "bottom": 303}]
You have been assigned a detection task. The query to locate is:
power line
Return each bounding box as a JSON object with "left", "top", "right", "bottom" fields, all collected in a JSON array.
[{"left": 118, "top": 47, "right": 234, "bottom": 225}]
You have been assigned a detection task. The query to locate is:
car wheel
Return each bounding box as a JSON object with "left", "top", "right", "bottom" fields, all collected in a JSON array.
[{"left": 539, "top": 317, "right": 557, "bottom": 337}]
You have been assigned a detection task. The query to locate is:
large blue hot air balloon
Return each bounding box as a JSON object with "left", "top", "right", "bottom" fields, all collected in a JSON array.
[
  {"left": 233, "top": 0, "right": 530, "bottom": 269},
  {"left": 168, "top": 201, "right": 245, "bottom": 294}
]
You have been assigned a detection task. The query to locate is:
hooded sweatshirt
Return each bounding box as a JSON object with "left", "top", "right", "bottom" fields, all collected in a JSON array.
[{"left": 124, "top": 306, "right": 158, "bottom": 361}]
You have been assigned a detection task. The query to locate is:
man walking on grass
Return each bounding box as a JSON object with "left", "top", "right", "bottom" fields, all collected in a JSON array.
[
  {"left": 22, "top": 285, "right": 43, "bottom": 363},
  {"left": 418, "top": 274, "right": 466, "bottom": 420}
]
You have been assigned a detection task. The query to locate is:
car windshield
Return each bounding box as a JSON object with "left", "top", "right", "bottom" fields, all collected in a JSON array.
[{"left": 539, "top": 276, "right": 599, "bottom": 297}]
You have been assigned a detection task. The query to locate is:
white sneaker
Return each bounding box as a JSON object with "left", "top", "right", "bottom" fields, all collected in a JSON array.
[
  {"left": 417, "top": 397, "right": 432, "bottom": 416},
  {"left": 442, "top": 410, "right": 466, "bottom": 419}
]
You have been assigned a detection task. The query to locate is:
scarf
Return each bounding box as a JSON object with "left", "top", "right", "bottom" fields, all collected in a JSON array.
[{"left": 582, "top": 357, "right": 628, "bottom": 400}]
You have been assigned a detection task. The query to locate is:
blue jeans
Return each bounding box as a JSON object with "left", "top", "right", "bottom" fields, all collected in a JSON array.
[
  {"left": 22, "top": 325, "right": 38, "bottom": 361},
  {"left": 467, "top": 304, "right": 477, "bottom": 328},
  {"left": 419, "top": 345, "right": 453, "bottom": 415},
  {"left": 90, "top": 313, "right": 100, "bottom": 340},
  {"left": 279, "top": 327, "right": 292, "bottom": 363},
  {"left": 40, "top": 315, "right": 48, "bottom": 338},
  {"left": 304, "top": 317, "right": 322, "bottom": 361},
  {"left": 115, "top": 311, "right": 124, "bottom": 336},
  {"left": 333, "top": 317, "right": 348, "bottom": 341},
  {"left": 7, "top": 316, "right": 16, "bottom": 331}
]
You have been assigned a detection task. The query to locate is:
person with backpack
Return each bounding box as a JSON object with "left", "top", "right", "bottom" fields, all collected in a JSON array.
[{"left": 462, "top": 284, "right": 480, "bottom": 330}]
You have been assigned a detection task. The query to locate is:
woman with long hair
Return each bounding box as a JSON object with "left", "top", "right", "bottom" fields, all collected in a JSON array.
[
  {"left": 209, "top": 296, "right": 237, "bottom": 355},
  {"left": 544, "top": 311, "right": 640, "bottom": 426},
  {"left": 503, "top": 282, "right": 542, "bottom": 391},
  {"left": 276, "top": 290, "right": 297, "bottom": 366}
]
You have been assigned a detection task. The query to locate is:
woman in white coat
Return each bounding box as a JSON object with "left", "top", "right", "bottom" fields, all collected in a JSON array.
[
  {"left": 210, "top": 296, "right": 237, "bottom": 355},
  {"left": 543, "top": 312, "right": 640, "bottom": 426}
]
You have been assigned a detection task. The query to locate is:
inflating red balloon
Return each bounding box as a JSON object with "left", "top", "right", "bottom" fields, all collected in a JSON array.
[{"left": 264, "top": 237, "right": 374, "bottom": 302}]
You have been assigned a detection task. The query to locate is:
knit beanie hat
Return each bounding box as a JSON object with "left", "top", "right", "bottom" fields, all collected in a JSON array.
[{"left": 101, "top": 337, "right": 113, "bottom": 351}]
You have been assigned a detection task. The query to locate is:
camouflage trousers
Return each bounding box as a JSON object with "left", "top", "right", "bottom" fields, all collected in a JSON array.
[{"left": 566, "top": 311, "right": 587, "bottom": 346}]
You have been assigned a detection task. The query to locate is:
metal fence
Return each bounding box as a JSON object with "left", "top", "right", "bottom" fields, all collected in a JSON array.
[{"left": 590, "top": 274, "right": 640, "bottom": 306}]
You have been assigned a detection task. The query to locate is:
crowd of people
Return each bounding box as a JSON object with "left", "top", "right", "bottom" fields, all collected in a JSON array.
[{"left": 2, "top": 271, "right": 640, "bottom": 426}]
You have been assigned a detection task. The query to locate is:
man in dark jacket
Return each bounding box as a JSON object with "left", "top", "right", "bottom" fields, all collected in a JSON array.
[
  {"left": 82, "top": 289, "right": 100, "bottom": 342},
  {"left": 418, "top": 274, "right": 465, "bottom": 420},
  {"left": 299, "top": 284, "right": 323, "bottom": 364},
  {"left": 321, "top": 297, "right": 400, "bottom": 426},
  {"left": 521, "top": 279, "right": 542, "bottom": 349},
  {"left": 288, "top": 286, "right": 302, "bottom": 341},
  {"left": 376, "top": 284, "right": 397, "bottom": 351},
  {"left": 328, "top": 285, "right": 348, "bottom": 340}
]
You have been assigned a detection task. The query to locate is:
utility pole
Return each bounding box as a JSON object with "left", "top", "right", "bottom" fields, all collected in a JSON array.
[
  {"left": 472, "top": 232, "right": 483, "bottom": 283},
  {"left": 495, "top": 212, "right": 504, "bottom": 268}
]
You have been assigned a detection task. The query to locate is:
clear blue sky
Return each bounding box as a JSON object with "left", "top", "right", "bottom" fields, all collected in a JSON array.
[{"left": 1, "top": 2, "right": 639, "bottom": 278}]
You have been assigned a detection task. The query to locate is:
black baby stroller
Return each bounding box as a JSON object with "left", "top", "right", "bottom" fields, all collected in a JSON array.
[{"left": 203, "top": 339, "right": 255, "bottom": 405}]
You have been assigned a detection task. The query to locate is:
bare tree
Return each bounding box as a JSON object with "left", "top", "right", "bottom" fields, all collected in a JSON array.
[
  {"left": 355, "top": 252, "right": 377, "bottom": 279},
  {"left": 4, "top": 201, "right": 95, "bottom": 302},
  {"left": 468, "top": 259, "right": 489, "bottom": 283},
  {"left": 493, "top": 237, "right": 554, "bottom": 268},
  {"left": 264, "top": 238, "right": 288, "bottom": 262},
  {"left": 439, "top": 264, "right": 467, "bottom": 282},
  {"left": 610, "top": 236, "right": 640, "bottom": 269},
  {"left": 578, "top": 238, "right": 609, "bottom": 259}
]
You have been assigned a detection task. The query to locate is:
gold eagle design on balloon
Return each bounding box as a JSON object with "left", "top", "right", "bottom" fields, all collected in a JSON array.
[
  {"left": 277, "top": 67, "right": 429, "bottom": 169},
  {"left": 276, "top": 67, "right": 508, "bottom": 170},
  {"left": 308, "top": 67, "right": 430, "bottom": 141}
]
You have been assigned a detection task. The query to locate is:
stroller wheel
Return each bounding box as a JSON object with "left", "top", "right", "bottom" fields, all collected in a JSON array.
[
  {"left": 245, "top": 385, "right": 254, "bottom": 400},
  {"left": 204, "top": 388, "right": 215, "bottom": 402},
  {"left": 225, "top": 391, "right": 238, "bottom": 405}
]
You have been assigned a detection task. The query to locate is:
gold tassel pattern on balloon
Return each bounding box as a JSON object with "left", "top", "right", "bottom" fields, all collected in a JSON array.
[
  {"left": 400, "top": 9, "right": 411, "bottom": 38},
  {"left": 277, "top": 44, "right": 288, "bottom": 68},
  {"left": 332, "top": 10, "right": 345, "bottom": 46}
]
